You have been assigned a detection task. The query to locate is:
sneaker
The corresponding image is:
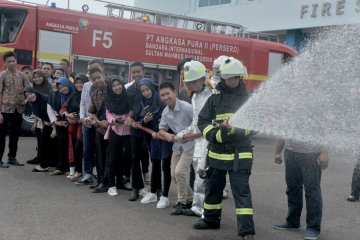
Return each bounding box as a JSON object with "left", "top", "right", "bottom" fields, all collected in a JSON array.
[
  {"left": 75, "top": 176, "right": 93, "bottom": 186},
  {"left": 347, "top": 195, "right": 359, "bottom": 202},
  {"left": 157, "top": 196, "right": 170, "bottom": 209},
  {"left": 108, "top": 187, "right": 119, "bottom": 196},
  {"left": 273, "top": 222, "right": 301, "bottom": 230},
  {"left": 70, "top": 172, "right": 83, "bottom": 182},
  {"left": 0, "top": 161, "right": 9, "bottom": 168},
  {"left": 7, "top": 157, "right": 24, "bottom": 166},
  {"left": 193, "top": 219, "right": 220, "bottom": 230},
  {"left": 49, "top": 170, "right": 64, "bottom": 176},
  {"left": 144, "top": 172, "right": 150, "bottom": 184},
  {"left": 171, "top": 202, "right": 187, "bottom": 215},
  {"left": 242, "top": 235, "right": 254, "bottom": 240},
  {"left": 67, "top": 167, "right": 75, "bottom": 179},
  {"left": 140, "top": 188, "right": 148, "bottom": 197},
  {"left": 141, "top": 193, "right": 157, "bottom": 204},
  {"left": 27, "top": 157, "right": 38, "bottom": 165},
  {"left": 304, "top": 228, "right": 320, "bottom": 240}
]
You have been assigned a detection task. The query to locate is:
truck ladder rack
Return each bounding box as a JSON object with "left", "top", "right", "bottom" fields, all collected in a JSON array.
[{"left": 94, "top": 0, "right": 279, "bottom": 42}]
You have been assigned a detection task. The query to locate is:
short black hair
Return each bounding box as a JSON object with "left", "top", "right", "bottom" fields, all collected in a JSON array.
[
  {"left": 60, "top": 59, "right": 70, "bottom": 66},
  {"left": 89, "top": 67, "right": 104, "bottom": 77},
  {"left": 88, "top": 59, "right": 104, "bottom": 67},
  {"left": 159, "top": 82, "right": 175, "bottom": 92},
  {"left": 130, "top": 61, "right": 145, "bottom": 70},
  {"left": 54, "top": 68, "right": 67, "bottom": 76},
  {"left": 177, "top": 57, "right": 193, "bottom": 73},
  {"left": 3, "top": 51, "right": 16, "bottom": 62},
  {"left": 21, "top": 65, "right": 32, "bottom": 71},
  {"left": 42, "top": 62, "right": 54, "bottom": 69}
]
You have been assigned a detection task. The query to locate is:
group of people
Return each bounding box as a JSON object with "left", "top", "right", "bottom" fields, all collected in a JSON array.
[{"left": 0, "top": 50, "right": 357, "bottom": 240}]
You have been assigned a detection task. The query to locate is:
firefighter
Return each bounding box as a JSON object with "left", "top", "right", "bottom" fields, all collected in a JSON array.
[
  {"left": 193, "top": 57, "right": 255, "bottom": 240},
  {"left": 181, "top": 60, "right": 215, "bottom": 216}
]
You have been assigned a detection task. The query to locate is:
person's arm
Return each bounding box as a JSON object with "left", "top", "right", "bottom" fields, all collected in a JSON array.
[
  {"left": 197, "top": 96, "right": 220, "bottom": 144},
  {"left": 317, "top": 147, "right": 329, "bottom": 170},
  {"left": 79, "top": 84, "right": 87, "bottom": 119},
  {"left": 158, "top": 111, "right": 175, "bottom": 142},
  {"left": 106, "top": 109, "right": 116, "bottom": 125},
  {"left": 47, "top": 104, "right": 58, "bottom": 124},
  {"left": 274, "top": 138, "right": 285, "bottom": 164}
]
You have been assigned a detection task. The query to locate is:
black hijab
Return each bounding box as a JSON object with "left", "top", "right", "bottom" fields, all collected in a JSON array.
[
  {"left": 106, "top": 75, "right": 129, "bottom": 115},
  {"left": 24, "top": 86, "right": 50, "bottom": 122},
  {"left": 67, "top": 74, "right": 88, "bottom": 113},
  {"left": 32, "top": 69, "right": 52, "bottom": 94}
]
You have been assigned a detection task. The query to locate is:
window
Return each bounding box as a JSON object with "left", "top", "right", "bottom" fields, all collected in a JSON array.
[
  {"left": 199, "top": 0, "right": 210, "bottom": 7},
  {"left": 220, "top": 0, "right": 231, "bottom": 4},
  {"left": 199, "top": 0, "right": 231, "bottom": 7},
  {"left": 0, "top": 8, "right": 27, "bottom": 44},
  {"left": 210, "top": 0, "right": 220, "bottom": 6}
]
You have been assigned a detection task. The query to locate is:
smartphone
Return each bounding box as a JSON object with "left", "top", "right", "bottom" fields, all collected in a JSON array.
[{"left": 144, "top": 105, "right": 152, "bottom": 114}]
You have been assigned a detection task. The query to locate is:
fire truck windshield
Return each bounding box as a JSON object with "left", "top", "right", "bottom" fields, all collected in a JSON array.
[{"left": 0, "top": 8, "right": 27, "bottom": 44}]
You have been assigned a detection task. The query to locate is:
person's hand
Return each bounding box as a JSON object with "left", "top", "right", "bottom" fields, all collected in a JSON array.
[
  {"left": 0, "top": 113, "right": 3, "bottom": 124},
  {"left": 131, "top": 122, "right": 139, "bottom": 129},
  {"left": 144, "top": 112, "right": 153, "bottom": 124},
  {"left": 31, "top": 122, "right": 37, "bottom": 132},
  {"left": 165, "top": 133, "right": 176, "bottom": 142},
  {"left": 317, "top": 151, "right": 329, "bottom": 170},
  {"left": 274, "top": 153, "right": 282, "bottom": 164},
  {"left": 152, "top": 132, "right": 157, "bottom": 139},
  {"left": 50, "top": 127, "right": 57, "bottom": 138},
  {"left": 98, "top": 120, "right": 109, "bottom": 128},
  {"left": 125, "top": 116, "right": 134, "bottom": 126},
  {"left": 197, "top": 169, "right": 206, "bottom": 178}
]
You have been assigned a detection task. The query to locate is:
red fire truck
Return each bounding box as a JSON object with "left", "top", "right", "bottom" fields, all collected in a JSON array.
[{"left": 0, "top": 0, "right": 295, "bottom": 91}]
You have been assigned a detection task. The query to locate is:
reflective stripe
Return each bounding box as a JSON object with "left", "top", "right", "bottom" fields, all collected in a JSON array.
[
  {"left": 244, "top": 129, "right": 251, "bottom": 136},
  {"left": 204, "top": 203, "right": 222, "bottom": 210},
  {"left": 216, "top": 129, "right": 223, "bottom": 143},
  {"left": 208, "top": 151, "right": 252, "bottom": 161},
  {"left": 215, "top": 113, "right": 233, "bottom": 121},
  {"left": 239, "top": 152, "right": 253, "bottom": 159},
  {"left": 236, "top": 208, "right": 253, "bottom": 215},
  {"left": 203, "top": 125, "right": 214, "bottom": 137},
  {"left": 208, "top": 151, "right": 234, "bottom": 161}
]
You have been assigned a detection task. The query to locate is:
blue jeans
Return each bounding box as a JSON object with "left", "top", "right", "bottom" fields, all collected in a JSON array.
[{"left": 82, "top": 126, "right": 96, "bottom": 175}]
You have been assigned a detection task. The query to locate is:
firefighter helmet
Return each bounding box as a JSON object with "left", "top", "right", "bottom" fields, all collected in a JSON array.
[
  {"left": 219, "top": 57, "right": 247, "bottom": 79},
  {"left": 212, "top": 55, "right": 228, "bottom": 68},
  {"left": 183, "top": 60, "right": 206, "bottom": 82}
]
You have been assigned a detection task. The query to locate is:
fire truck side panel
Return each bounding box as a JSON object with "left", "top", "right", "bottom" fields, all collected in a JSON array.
[{"left": 0, "top": 1, "right": 36, "bottom": 70}]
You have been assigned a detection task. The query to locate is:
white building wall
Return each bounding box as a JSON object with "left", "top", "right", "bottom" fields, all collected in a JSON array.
[{"left": 134, "top": 0, "right": 360, "bottom": 32}]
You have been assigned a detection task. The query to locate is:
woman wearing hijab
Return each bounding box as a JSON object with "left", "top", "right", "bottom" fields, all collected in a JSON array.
[
  {"left": 45, "top": 77, "right": 71, "bottom": 176},
  {"left": 32, "top": 69, "right": 52, "bottom": 94},
  {"left": 138, "top": 78, "right": 173, "bottom": 208},
  {"left": 60, "top": 74, "right": 88, "bottom": 181},
  {"left": 24, "top": 87, "right": 55, "bottom": 172},
  {"left": 26, "top": 70, "right": 52, "bottom": 165},
  {"left": 103, "top": 75, "right": 131, "bottom": 196}
]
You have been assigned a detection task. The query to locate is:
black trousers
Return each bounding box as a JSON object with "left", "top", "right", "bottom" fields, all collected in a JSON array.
[
  {"left": 95, "top": 132, "right": 108, "bottom": 184},
  {"left": 55, "top": 126, "right": 69, "bottom": 172},
  {"left": 0, "top": 110, "right": 22, "bottom": 160},
  {"left": 203, "top": 167, "right": 255, "bottom": 236},
  {"left": 350, "top": 158, "right": 360, "bottom": 198},
  {"left": 105, "top": 130, "right": 129, "bottom": 187},
  {"left": 38, "top": 125, "right": 55, "bottom": 169},
  {"left": 284, "top": 149, "right": 322, "bottom": 232},
  {"left": 130, "top": 135, "right": 149, "bottom": 190},
  {"left": 150, "top": 156, "right": 172, "bottom": 196},
  {"left": 121, "top": 137, "right": 132, "bottom": 180}
]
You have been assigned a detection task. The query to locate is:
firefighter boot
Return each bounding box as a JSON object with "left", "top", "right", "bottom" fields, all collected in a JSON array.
[{"left": 193, "top": 219, "right": 220, "bottom": 230}]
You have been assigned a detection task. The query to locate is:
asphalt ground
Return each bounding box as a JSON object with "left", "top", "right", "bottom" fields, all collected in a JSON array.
[{"left": 0, "top": 137, "right": 359, "bottom": 240}]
